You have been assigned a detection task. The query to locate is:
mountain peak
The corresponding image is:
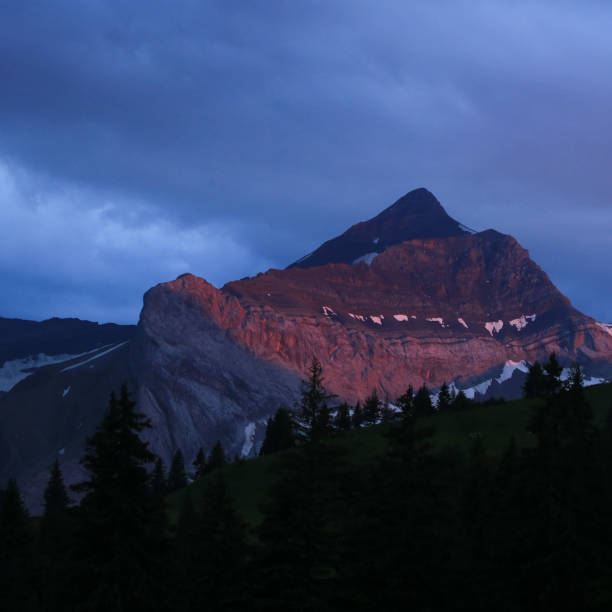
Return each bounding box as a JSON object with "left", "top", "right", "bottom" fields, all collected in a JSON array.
[{"left": 287, "top": 188, "right": 471, "bottom": 269}]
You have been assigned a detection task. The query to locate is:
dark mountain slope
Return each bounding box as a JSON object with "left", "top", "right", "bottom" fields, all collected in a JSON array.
[{"left": 288, "top": 187, "right": 471, "bottom": 269}]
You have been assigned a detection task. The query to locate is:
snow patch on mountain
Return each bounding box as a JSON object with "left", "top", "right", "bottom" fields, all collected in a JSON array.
[
  {"left": 458, "top": 360, "right": 528, "bottom": 399},
  {"left": 321, "top": 306, "right": 337, "bottom": 317},
  {"left": 0, "top": 350, "right": 96, "bottom": 392},
  {"left": 426, "top": 317, "right": 446, "bottom": 327},
  {"left": 348, "top": 313, "right": 366, "bottom": 322},
  {"left": 393, "top": 314, "right": 410, "bottom": 322},
  {"left": 559, "top": 367, "right": 608, "bottom": 387},
  {"left": 509, "top": 314, "right": 537, "bottom": 331},
  {"left": 241, "top": 422, "right": 257, "bottom": 457},
  {"left": 485, "top": 320, "right": 504, "bottom": 336},
  {"left": 353, "top": 252, "right": 378, "bottom": 265},
  {"left": 60, "top": 342, "right": 129, "bottom": 372},
  {"left": 455, "top": 360, "right": 609, "bottom": 400},
  {"left": 370, "top": 315, "right": 384, "bottom": 325},
  {"left": 458, "top": 318, "right": 469, "bottom": 329}
]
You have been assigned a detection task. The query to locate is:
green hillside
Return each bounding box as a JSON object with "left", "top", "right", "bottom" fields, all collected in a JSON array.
[{"left": 168, "top": 382, "right": 612, "bottom": 527}]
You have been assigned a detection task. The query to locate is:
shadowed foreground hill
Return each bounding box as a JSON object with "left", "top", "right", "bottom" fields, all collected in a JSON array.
[{"left": 169, "top": 381, "right": 612, "bottom": 527}]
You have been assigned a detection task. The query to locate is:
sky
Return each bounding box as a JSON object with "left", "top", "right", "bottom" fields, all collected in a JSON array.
[{"left": 1, "top": 1, "right": 611, "bottom": 324}]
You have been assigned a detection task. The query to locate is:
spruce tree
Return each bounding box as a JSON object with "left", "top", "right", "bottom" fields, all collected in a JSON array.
[
  {"left": 297, "top": 356, "right": 333, "bottom": 441},
  {"left": 42, "top": 459, "right": 70, "bottom": 528},
  {"left": 256, "top": 437, "right": 349, "bottom": 610},
  {"left": 544, "top": 352, "right": 563, "bottom": 396},
  {"left": 396, "top": 385, "right": 414, "bottom": 419},
  {"left": 522, "top": 369, "right": 604, "bottom": 608},
  {"left": 436, "top": 382, "right": 452, "bottom": 412},
  {"left": 0, "top": 479, "right": 36, "bottom": 611},
  {"left": 151, "top": 456, "right": 167, "bottom": 495},
  {"left": 71, "top": 385, "right": 168, "bottom": 611},
  {"left": 413, "top": 384, "right": 433, "bottom": 417},
  {"left": 207, "top": 440, "right": 227, "bottom": 472},
  {"left": 452, "top": 389, "right": 472, "bottom": 411},
  {"left": 339, "top": 405, "right": 452, "bottom": 609},
  {"left": 192, "top": 474, "right": 249, "bottom": 610},
  {"left": 523, "top": 361, "right": 547, "bottom": 398},
  {"left": 260, "top": 408, "right": 296, "bottom": 455},
  {"left": 351, "top": 402, "right": 363, "bottom": 428},
  {"left": 380, "top": 400, "right": 395, "bottom": 423},
  {"left": 363, "top": 389, "right": 382, "bottom": 425},
  {"left": 170, "top": 488, "right": 199, "bottom": 610},
  {"left": 168, "top": 449, "right": 188, "bottom": 492},
  {"left": 193, "top": 447, "right": 206, "bottom": 480},
  {"left": 40, "top": 461, "right": 72, "bottom": 612},
  {"left": 334, "top": 403, "right": 352, "bottom": 431}
]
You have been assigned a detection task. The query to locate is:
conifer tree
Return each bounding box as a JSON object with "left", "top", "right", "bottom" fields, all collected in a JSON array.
[
  {"left": 413, "top": 384, "right": 433, "bottom": 417},
  {"left": 522, "top": 368, "right": 604, "bottom": 608},
  {"left": 0, "top": 479, "right": 36, "bottom": 611},
  {"left": 40, "top": 461, "right": 72, "bottom": 612},
  {"left": 334, "top": 403, "right": 352, "bottom": 431},
  {"left": 71, "top": 385, "right": 168, "bottom": 611},
  {"left": 260, "top": 408, "right": 296, "bottom": 455},
  {"left": 396, "top": 385, "right": 414, "bottom": 419},
  {"left": 380, "top": 400, "right": 395, "bottom": 423},
  {"left": 257, "top": 437, "right": 349, "bottom": 610},
  {"left": 523, "top": 361, "right": 547, "bottom": 398},
  {"left": 363, "top": 389, "right": 382, "bottom": 425},
  {"left": 168, "top": 449, "right": 188, "bottom": 492},
  {"left": 339, "top": 405, "right": 452, "bottom": 609},
  {"left": 191, "top": 474, "right": 249, "bottom": 610},
  {"left": 297, "top": 356, "right": 333, "bottom": 441},
  {"left": 452, "top": 389, "right": 472, "bottom": 411},
  {"left": 170, "top": 488, "right": 198, "bottom": 610},
  {"left": 544, "top": 352, "right": 563, "bottom": 396},
  {"left": 436, "top": 382, "right": 452, "bottom": 412},
  {"left": 42, "top": 459, "right": 70, "bottom": 528},
  {"left": 351, "top": 402, "right": 363, "bottom": 428},
  {"left": 193, "top": 447, "right": 206, "bottom": 480},
  {"left": 151, "top": 456, "right": 167, "bottom": 495},
  {"left": 207, "top": 440, "right": 227, "bottom": 472}
]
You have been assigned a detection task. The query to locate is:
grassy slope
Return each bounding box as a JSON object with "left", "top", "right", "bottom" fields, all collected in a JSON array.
[{"left": 168, "top": 383, "right": 612, "bottom": 527}]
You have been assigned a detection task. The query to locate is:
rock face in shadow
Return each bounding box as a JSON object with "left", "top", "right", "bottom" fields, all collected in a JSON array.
[
  {"left": 287, "top": 187, "right": 470, "bottom": 268},
  {"left": 133, "top": 277, "right": 302, "bottom": 470}
]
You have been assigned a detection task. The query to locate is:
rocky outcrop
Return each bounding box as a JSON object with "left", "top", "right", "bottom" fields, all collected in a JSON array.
[
  {"left": 134, "top": 276, "right": 302, "bottom": 466},
  {"left": 137, "top": 228, "right": 612, "bottom": 410}
]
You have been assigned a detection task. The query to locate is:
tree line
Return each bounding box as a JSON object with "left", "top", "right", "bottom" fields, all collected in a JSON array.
[{"left": 1, "top": 356, "right": 612, "bottom": 610}]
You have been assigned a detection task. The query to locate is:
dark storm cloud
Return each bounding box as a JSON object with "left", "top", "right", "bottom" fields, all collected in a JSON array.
[{"left": 0, "top": 1, "right": 611, "bottom": 322}]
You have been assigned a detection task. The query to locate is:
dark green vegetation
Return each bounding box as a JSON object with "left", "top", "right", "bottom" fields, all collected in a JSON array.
[{"left": 1, "top": 357, "right": 612, "bottom": 610}]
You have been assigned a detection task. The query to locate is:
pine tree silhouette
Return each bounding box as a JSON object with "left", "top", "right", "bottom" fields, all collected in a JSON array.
[
  {"left": 71, "top": 385, "right": 168, "bottom": 610},
  {"left": 168, "top": 449, "right": 188, "bottom": 492}
]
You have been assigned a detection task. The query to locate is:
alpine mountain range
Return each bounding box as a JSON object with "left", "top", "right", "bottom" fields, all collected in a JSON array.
[{"left": 2, "top": 187, "right": 612, "bottom": 509}]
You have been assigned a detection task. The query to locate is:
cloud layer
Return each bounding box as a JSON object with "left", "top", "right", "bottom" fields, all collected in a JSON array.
[{"left": 1, "top": 1, "right": 610, "bottom": 322}]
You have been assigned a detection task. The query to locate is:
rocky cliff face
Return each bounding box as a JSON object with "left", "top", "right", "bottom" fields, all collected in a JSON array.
[
  {"left": 136, "top": 228, "right": 612, "bottom": 415},
  {"left": 133, "top": 276, "right": 302, "bottom": 466},
  {"left": 132, "top": 189, "right": 612, "bottom": 466}
]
